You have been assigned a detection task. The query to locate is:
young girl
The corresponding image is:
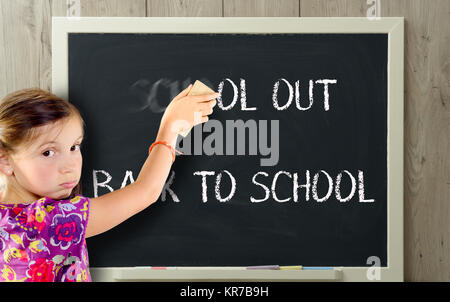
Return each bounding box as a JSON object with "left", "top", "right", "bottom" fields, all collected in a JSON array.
[{"left": 0, "top": 86, "right": 218, "bottom": 282}]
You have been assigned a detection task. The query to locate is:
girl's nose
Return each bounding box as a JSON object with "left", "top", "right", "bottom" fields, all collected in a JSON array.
[{"left": 62, "top": 156, "right": 79, "bottom": 173}]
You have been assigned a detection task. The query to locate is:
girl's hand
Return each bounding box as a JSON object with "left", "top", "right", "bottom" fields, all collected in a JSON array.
[{"left": 159, "top": 84, "right": 219, "bottom": 138}]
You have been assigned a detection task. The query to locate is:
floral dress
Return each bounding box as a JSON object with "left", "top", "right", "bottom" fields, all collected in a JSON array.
[{"left": 0, "top": 194, "right": 91, "bottom": 282}]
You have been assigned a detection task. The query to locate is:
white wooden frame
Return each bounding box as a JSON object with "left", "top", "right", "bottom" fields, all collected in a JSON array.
[{"left": 52, "top": 17, "right": 404, "bottom": 282}]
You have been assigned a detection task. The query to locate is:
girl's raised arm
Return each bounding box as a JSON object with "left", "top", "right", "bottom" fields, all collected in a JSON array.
[{"left": 85, "top": 86, "right": 218, "bottom": 238}]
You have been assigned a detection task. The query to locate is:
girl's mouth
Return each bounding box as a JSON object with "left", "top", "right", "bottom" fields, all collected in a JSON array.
[{"left": 60, "top": 181, "right": 76, "bottom": 188}]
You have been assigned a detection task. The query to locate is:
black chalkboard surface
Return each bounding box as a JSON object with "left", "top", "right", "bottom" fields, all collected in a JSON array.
[{"left": 68, "top": 33, "right": 387, "bottom": 267}]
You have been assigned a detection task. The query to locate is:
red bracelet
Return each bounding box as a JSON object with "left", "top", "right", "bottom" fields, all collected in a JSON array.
[{"left": 148, "top": 141, "right": 184, "bottom": 163}]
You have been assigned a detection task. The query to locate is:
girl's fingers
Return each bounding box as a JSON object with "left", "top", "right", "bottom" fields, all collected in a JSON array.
[
  {"left": 196, "top": 101, "right": 216, "bottom": 116},
  {"left": 201, "top": 107, "right": 213, "bottom": 116},
  {"left": 199, "top": 102, "right": 215, "bottom": 114},
  {"left": 192, "top": 93, "right": 220, "bottom": 103},
  {"left": 192, "top": 112, "right": 208, "bottom": 125}
]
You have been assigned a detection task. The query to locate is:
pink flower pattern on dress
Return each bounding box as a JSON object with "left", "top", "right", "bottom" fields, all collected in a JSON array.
[{"left": 0, "top": 195, "right": 91, "bottom": 282}]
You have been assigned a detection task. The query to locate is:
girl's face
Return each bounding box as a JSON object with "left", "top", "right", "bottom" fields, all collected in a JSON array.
[{"left": 8, "top": 115, "right": 84, "bottom": 201}]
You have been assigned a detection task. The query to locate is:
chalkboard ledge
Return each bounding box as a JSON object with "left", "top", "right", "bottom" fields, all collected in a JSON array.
[{"left": 91, "top": 267, "right": 342, "bottom": 282}]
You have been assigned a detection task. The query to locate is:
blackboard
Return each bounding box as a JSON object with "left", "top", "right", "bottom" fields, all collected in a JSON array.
[{"left": 68, "top": 32, "right": 388, "bottom": 268}]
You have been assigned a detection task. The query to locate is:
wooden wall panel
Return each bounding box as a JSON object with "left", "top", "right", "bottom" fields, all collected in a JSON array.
[
  {"left": 0, "top": 0, "right": 49, "bottom": 95},
  {"left": 224, "top": 0, "right": 299, "bottom": 16},
  {"left": 50, "top": 0, "right": 68, "bottom": 17},
  {"left": 80, "top": 0, "right": 146, "bottom": 16},
  {"left": 300, "top": 0, "right": 366, "bottom": 16},
  {"left": 147, "top": 0, "right": 222, "bottom": 17}
]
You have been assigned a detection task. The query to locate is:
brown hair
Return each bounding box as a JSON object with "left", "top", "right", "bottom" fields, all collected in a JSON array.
[{"left": 0, "top": 88, "right": 85, "bottom": 199}]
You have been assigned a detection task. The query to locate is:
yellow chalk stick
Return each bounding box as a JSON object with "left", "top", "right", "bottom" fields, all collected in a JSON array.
[{"left": 279, "top": 266, "right": 303, "bottom": 270}]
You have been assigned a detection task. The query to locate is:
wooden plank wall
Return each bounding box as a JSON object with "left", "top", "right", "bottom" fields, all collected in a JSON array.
[{"left": 0, "top": 0, "right": 448, "bottom": 282}]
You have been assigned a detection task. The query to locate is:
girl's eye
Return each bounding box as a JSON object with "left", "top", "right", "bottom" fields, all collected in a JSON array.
[
  {"left": 72, "top": 144, "right": 82, "bottom": 152},
  {"left": 42, "top": 150, "right": 54, "bottom": 157}
]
